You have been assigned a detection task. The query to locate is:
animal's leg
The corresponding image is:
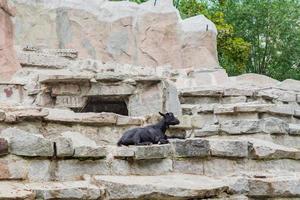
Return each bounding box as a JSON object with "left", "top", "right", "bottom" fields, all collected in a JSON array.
[
  {"left": 158, "top": 138, "right": 169, "bottom": 144},
  {"left": 136, "top": 141, "right": 153, "bottom": 146}
]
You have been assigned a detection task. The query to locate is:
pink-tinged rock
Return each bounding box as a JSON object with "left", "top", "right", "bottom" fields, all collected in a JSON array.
[
  {"left": 13, "top": 0, "right": 219, "bottom": 70},
  {"left": 0, "top": 0, "right": 21, "bottom": 81}
]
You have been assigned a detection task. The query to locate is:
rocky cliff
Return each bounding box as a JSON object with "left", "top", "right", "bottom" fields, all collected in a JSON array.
[
  {"left": 12, "top": 0, "right": 219, "bottom": 69},
  {"left": 0, "top": 0, "right": 300, "bottom": 199}
]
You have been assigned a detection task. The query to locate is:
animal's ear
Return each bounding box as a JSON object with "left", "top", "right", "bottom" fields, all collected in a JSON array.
[{"left": 159, "top": 112, "right": 165, "bottom": 117}]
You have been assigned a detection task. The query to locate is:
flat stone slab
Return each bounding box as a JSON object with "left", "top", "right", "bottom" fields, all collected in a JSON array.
[
  {"left": 180, "top": 86, "right": 224, "bottom": 97},
  {"left": 208, "top": 139, "right": 248, "bottom": 158},
  {"left": 44, "top": 108, "right": 144, "bottom": 126},
  {"left": 170, "top": 139, "right": 210, "bottom": 158},
  {"left": 248, "top": 138, "right": 300, "bottom": 160},
  {"left": 0, "top": 128, "right": 54, "bottom": 157},
  {"left": 0, "top": 107, "right": 49, "bottom": 123},
  {"left": 44, "top": 109, "right": 117, "bottom": 125},
  {"left": 219, "top": 117, "right": 289, "bottom": 135},
  {"left": 248, "top": 175, "right": 300, "bottom": 198},
  {"left": 214, "top": 103, "right": 274, "bottom": 114},
  {"left": 114, "top": 144, "right": 172, "bottom": 160},
  {"left": 60, "top": 132, "right": 106, "bottom": 158},
  {"left": 0, "top": 182, "right": 35, "bottom": 199},
  {"left": 18, "top": 51, "right": 72, "bottom": 69},
  {"left": 93, "top": 174, "right": 229, "bottom": 199},
  {"left": 289, "top": 124, "right": 300, "bottom": 135},
  {"left": 0, "top": 181, "right": 105, "bottom": 200}
]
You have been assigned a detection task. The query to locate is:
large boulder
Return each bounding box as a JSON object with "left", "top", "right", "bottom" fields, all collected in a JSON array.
[
  {"left": 13, "top": 0, "right": 219, "bottom": 70},
  {"left": 0, "top": 128, "right": 54, "bottom": 157}
]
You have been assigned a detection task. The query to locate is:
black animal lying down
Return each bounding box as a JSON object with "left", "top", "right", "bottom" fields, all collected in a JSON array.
[{"left": 117, "top": 112, "right": 180, "bottom": 146}]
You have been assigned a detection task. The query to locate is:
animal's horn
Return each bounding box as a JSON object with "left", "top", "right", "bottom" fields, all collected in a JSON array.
[{"left": 159, "top": 112, "right": 165, "bottom": 117}]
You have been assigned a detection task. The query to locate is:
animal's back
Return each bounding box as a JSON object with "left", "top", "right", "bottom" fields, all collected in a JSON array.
[{"left": 117, "top": 127, "right": 141, "bottom": 146}]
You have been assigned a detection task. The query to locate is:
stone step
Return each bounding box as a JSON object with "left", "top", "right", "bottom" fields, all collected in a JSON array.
[
  {"left": 182, "top": 102, "right": 300, "bottom": 118},
  {"left": 0, "top": 180, "right": 105, "bottom": 199},
  {"left": 92, "top": 174, "right": 230, "bottom": 199},
  {"left": 248, "top": 174, "right": 300, "bottom": 198},
  {"left": 1, "top": 125, "right": 299, "bottom": 160},
  {"left": 194, "top": 117, "right": 296, "bottom": 136},
  {"left": 93, "top": 173, "right": 300, "bottom": 199},
  {"left": 0, "top": 106, "right": 144, "bottom": 125},
  {"left": 180, "top": 86, "right": 300, "bottom": 104}
]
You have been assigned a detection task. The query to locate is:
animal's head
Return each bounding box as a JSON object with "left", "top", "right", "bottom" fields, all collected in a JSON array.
[{"left": 159, "top": 112, "right": 180, "bottom": 126}]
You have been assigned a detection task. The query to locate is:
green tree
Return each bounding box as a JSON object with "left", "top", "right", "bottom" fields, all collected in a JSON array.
[{"left": 223, "top": 0, "right": 300, "bottom": 80}]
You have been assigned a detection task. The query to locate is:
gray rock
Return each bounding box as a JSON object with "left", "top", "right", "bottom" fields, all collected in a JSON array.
[
  {"left": 74, "top": 146, "right": 106, "bottom": 158},
  {"left": 44, "top": 108, "right": 117, "bottom": 125},
  {"left": 248, "top": 175, "right": 300, "bottom": 198},
  {"left": 170, "top": 139, "right": 210, "bottom": 158},
  {"left": 208, "top": 139, "right": 249, "bottom": 158},
  {"left": 93, "top": 174, "right": 229, "bottom": 199},
  {"left": 52, "top": 137, "right": 74, "bottom": 157},
  {"left": 114, "top": 145, "right": 171, "bottom": 160},
  {"left": 194, "top": 124, "right": 220, "bottom": 137},
  {"left": 28, "top": 181, "right": 105, "bottom": 199},
  {"left": 261, "top": 117, "right": 289, "bottom": 135},
  {"left": 113, "top": 146, "right": 135, "bottom": 158},
  {"left": 61, "top": 132, "right": 106, "bottom": 158},
  {"left": 181, "top": 86, "right": 224, "bottom": 97},
  {"left": 134, "top": 144, "right": 172, "bottom": 160},
  {"left": 0, "top": 128, "right": 54, "bottom": 157},
  {"left": 220, "top": 119, "right": 261, "bottom": 135},
  {"left": 248, "top": 138, "right": 300, "bottom": 160},
  {"left": 0, "top": 180, "right": 105, "bottom": 200},
  {"left": 289, "top": 124, "right": 300, "bottom": 135}
]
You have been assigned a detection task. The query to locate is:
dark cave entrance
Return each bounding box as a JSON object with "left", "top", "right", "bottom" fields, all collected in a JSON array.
[{"left": 72, "top": 96, "right": 129, "bottom": 116}]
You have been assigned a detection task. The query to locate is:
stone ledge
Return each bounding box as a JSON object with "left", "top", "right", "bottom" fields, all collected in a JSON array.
[
  {"left": 180, "top": 87, "right": 300, "bottom": 104},
  {"left": 180, "top": 86, "right": 224, "bottom": 97},
  {"left": 248, "top": 175, "right": 300, "bottom": 198},
  {"left": 44, "top": 109, "right": 118, "bottom": 125},
  {"left": 39, "top": 74, "right": 93, "bottom": 83},
  {"left": 92, "top": 174, "right": 230, "bottom": 200},
  {"left": 0, "top": 128, "right": 54, "bottom": 157},
  {"left": 170, "top": 139, "right": 210, "bottom": 158},
  {"left": 0, "top": 181, "right": 105, "bottom": 200},
  {"left": 213, "top": 103, "right": 296, "bottom": 116},
  {"left": 248, "top": 138, "right": 300, "bottom": 160},
  {"left": 208, "top": 139, "right": 248, "bottom": 158},
  {"left": 18, "top": 51, "right": 72, "bottom": 69},
  {"left": 289, "top": 124, "right": 300, "bottom": 135},
  {"left": 44, "top": 108, "right": 144, "bottom": 126},
  {"left": 113, "top": 145, "right": 171, "bottom": 160},
  {"left": 217, "top": 117, "right": 289, "bottom": 135}
]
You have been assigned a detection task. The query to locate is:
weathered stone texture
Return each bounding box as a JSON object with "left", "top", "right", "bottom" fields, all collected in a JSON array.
[
  {"left": 13, "top": 0, "right": 219, "bottom": 70},
  {"left": 0, "top": 128, "right": 54, "bottom": 157},
  {"left": 0, "top": 0, "right": 21, "bottom": 81},
  {"left": 171, "top": 139, "right": 210, "bottom": 158}
]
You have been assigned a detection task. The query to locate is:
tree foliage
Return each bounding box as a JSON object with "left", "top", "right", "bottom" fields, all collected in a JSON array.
[{"left": 223, "top": 0, "right": 300, "bottom": 80}]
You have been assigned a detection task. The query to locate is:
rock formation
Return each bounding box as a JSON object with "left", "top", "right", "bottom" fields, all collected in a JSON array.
[
  {"left": 12, "top": 0, "right": 219, "bottom": 69},
  {"left": 0, "top": 0, "right": 21, "bottom": 82},
  {"left": 0, "top": 0, "right": 299, "bottom": 199}
]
